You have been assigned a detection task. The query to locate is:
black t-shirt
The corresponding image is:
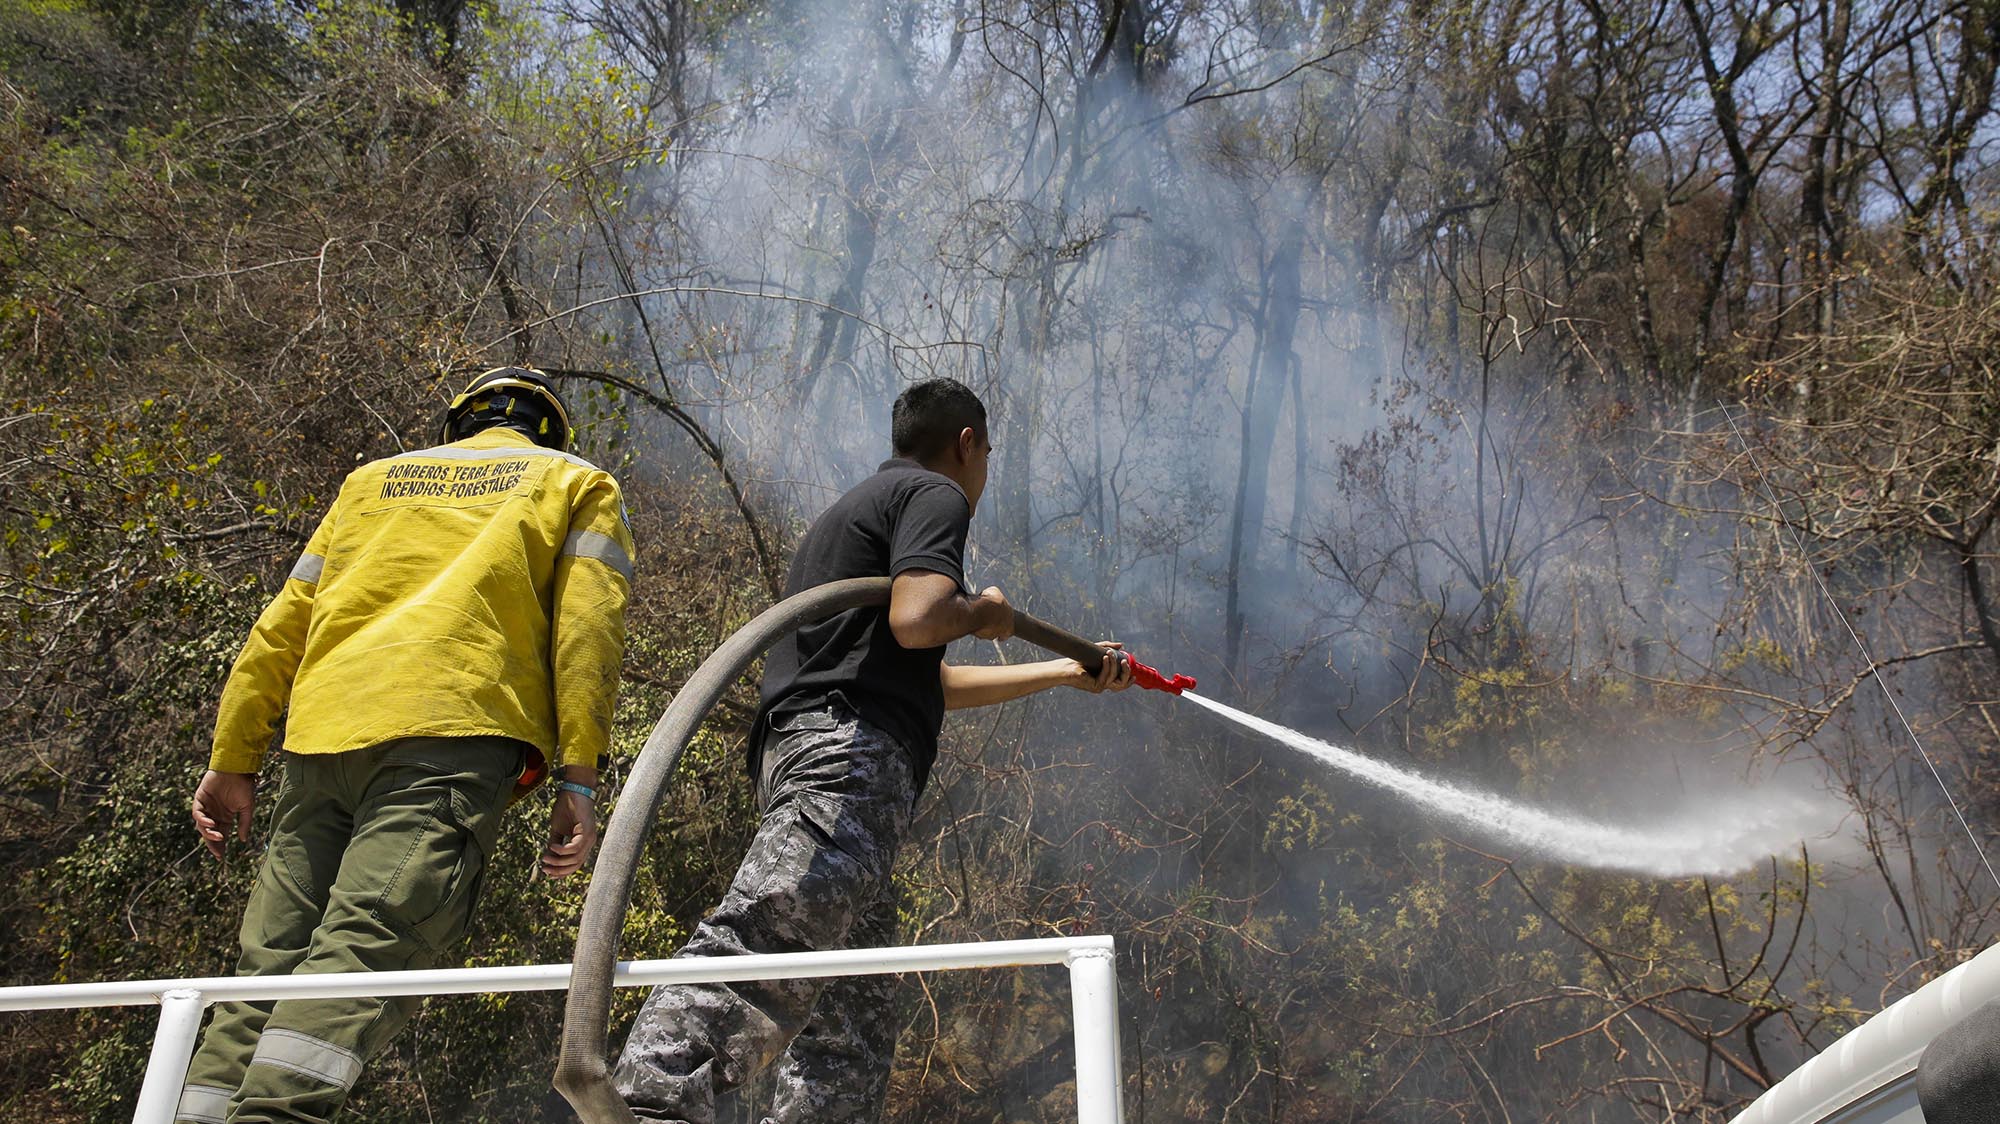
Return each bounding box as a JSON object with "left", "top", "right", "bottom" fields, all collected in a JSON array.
[{"left": 756, "top": 458, "right": 972, "bottom": 789}]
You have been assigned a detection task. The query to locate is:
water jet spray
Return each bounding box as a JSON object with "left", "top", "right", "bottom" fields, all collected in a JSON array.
[
  {"left": 1177, "top": 691, "right": 1848, "bottom": 878},
  {"left": 1012, "top": 603, "right": 1839, "bottom": 876}
]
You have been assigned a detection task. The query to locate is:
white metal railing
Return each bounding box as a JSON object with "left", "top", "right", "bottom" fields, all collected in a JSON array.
[{"left": 0, "top": 935, "right": 1125, "bottom": 1124}]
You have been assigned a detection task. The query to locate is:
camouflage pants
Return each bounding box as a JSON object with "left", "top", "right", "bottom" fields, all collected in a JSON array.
[{"left": 614, "top": 700, "right": 918, "bottom": 1124}]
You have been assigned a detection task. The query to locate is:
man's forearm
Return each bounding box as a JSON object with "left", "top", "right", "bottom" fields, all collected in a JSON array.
[
  {"left": 893, "top": 591, "right": 997, "bottom": 648},
  {"left": 941, "top": 660, "right": 1074, "bottom": 710},
  {"left": 208, "top": 587, "right": 313, "bottom": 773},
  {"left": 889, "top": 572, "right": 1010, "bottom": 648}
]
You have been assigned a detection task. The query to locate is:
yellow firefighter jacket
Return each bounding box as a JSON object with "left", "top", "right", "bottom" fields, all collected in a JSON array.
[{"left": 208, "top": 427, "right": 634, "bottom": 775}]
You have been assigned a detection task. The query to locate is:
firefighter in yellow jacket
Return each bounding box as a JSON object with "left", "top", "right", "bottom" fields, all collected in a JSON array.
[{"left": 176, "top": 368, "right": 634, "bottom": 1124}]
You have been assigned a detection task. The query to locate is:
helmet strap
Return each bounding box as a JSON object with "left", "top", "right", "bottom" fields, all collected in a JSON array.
[{"left": 446, "top": 389, "right": 565, "bottom": 449}]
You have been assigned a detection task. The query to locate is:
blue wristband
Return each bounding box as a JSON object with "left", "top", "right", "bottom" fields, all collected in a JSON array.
[{"left": 556, "top": 780, "right": 597, "bottom": 801}]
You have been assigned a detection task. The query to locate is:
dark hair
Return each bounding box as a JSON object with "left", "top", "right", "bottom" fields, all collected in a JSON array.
[{"left": 892, "top": 379, "right": 988, "bottom": 461}]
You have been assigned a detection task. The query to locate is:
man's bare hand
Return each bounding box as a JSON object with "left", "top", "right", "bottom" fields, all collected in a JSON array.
[
  {"left": 192, "top": 770, "right": 257, "bottom": 860},
  {"left": 540, "top": 789, "right": 599, "bottom": 879},
  {"left": 970, "top": 585, "right": 1014, "bottom": 640},
  {"left": 1066, "top": 641, "right": 1134, "bottom": 694}
]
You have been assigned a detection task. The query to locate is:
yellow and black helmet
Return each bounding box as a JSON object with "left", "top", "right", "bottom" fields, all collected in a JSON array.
[{"left": 442, "top": 366, "right": 573, "bottom": 451}]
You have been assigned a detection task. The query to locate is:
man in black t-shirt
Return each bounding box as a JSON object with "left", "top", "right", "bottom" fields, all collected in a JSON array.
[{"left": 614, "top": 379, "right": 1132, "bottom": 1124}]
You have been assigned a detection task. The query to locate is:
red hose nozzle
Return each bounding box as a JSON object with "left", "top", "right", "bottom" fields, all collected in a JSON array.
[{"left": 1124, "top": 653, "right": 1196, "bottom": 695}]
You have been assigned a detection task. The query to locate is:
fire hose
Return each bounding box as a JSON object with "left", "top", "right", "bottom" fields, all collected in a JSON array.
[{"left": 555, "top": 576, "right": 1192, "bottom": 1121}]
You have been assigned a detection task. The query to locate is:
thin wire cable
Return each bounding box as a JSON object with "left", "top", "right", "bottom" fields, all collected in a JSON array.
[{"left": 1719, "top": 403, "right": 2000, "bottom": 894}]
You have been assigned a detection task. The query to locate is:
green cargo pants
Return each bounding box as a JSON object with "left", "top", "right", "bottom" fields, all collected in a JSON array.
[{"left": 175, "top": 736, "right": 523, "bottom": 1124}]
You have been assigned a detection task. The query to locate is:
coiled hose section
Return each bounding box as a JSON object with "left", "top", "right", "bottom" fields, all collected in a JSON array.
[{"left": 555, "top": 577, "right": 1107, "bottom": 1121}]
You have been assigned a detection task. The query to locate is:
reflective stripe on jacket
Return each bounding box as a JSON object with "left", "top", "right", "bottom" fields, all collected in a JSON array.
[{"left": 208, "top": 427, "right": 633, "bottom": 774}]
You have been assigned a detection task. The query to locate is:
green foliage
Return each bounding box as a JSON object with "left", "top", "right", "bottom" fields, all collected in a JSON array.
[{"left": 2, "top": 0, "right": 1978, "bottom": 1120}]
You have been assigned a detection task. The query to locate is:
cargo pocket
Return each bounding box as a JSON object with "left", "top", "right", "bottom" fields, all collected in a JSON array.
[
  {"left": 371, "top": 786, "right": 490, "bottom": 957},
  {"left": 269, "top": 754, "right": 325, "bottom": 902},
  {"left": 795, "top": 793, "right": 898, "bottom": 887},
  {"left": 711, "top": 799, "right": 845, "bottom": 949},
  {"left": 759, "top": 707, "right": 844, "bottom": 796}
]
